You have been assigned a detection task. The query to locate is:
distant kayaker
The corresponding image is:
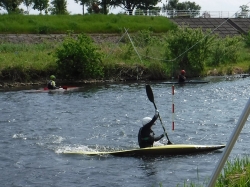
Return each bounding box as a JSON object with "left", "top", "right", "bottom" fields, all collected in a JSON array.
[
  {"left": 138, "top": 110, "right": 164, "bottom": 148},
  {"left": 47, "top": 75, "right": 58, "bottom": 89},
  {"left": 178, "top": 70, "right": 186, "bottom": 83}
]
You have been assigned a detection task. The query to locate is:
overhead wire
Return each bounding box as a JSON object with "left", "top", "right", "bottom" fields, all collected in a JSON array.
[{"left": 104, "top": 2, "right": 250, "bottom": 80}]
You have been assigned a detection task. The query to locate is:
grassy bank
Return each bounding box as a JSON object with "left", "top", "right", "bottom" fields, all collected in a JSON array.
[
  {"left": 0, "top": 14, "right": 249, "bottom": 87},
  {"left": 0, "top": 14, "right": 176, "bottom": 34},
  {"left": 181, "top": 156, "right": 250, "bottom": 187},
  {"left": 216, "top": 156, "right": 250, "bottom": 187}
]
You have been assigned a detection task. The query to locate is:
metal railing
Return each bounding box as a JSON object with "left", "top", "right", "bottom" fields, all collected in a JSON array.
[{"left": 126, "top": 9, "right": 250, "bottom": 18}]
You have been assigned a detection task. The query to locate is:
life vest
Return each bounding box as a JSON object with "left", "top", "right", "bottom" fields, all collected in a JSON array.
[
  {"left": 47, "top": 80, "right": 55, "bottom": 89},
  {"left": 138, "top": 127, "right": 155, "bottom": 148}
]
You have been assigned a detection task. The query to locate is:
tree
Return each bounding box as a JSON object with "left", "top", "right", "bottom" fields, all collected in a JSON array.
[
  {"left": 238, "top": 5, "right": 249, "bottom": 18},
  {"left": 75, "top": 0, "right": 110, "bottom": 15},
  {"left": 87, "top": 0, "right": 102, "bottom": 14},
  {"left": 99, "top": 0, "right": 110, "bottom": 14},
  {"left": 0, "top": 0, "right": 23, "bottom": 14},
  {"left": 163, "top": 0, "right": 200, "bottom": 18},
  {"left": 87, "top": 1, "right": 101, "bottom": 13},
  {"left": 110, "top": 0, "right": 141, "bottom": 15},
  {"left": 49, "top": 0, "right": 68, "bottom": 15},
  {"left": 163, "top": 0, "right": 178, "bottom": 10},
  {"left": 75, "top": 0, "right": 92, "bottom": 15},
  {"left": 176, "top": 1, "right": 200, "bottom": 17},
  {"left": 32, "top": 0, "right": 49, "bottom": 14},
  {"left": 22, "top": 0, "right": 34, "bottom": 14},
  {"left": 137, "top": 0, "right": 161, "bottom": 15},
  {"left": 239, "top": 4, "right": 249, "bottom": 11},
  {"left": 176, "top": 1, "right": 200, "bottom": 10}
]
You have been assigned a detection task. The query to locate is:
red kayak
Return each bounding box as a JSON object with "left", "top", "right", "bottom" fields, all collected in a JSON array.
[
  {"left": 25, "top": 86, "right": 80, "bottom": 93},
  {"left": 43, "top": 86, "right": 78, "bottom": 90}
]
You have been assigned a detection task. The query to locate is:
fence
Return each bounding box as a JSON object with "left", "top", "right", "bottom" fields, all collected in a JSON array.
[{"left": 126, "top": 9, "right": 249, "bottom": 18}]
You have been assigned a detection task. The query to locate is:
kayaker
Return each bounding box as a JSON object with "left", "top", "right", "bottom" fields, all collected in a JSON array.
[
  {"left": 178, "top": 70, "right": 186, "bottom": 83},
  {"left": 47, "top": 75, "right": 58, "bottom": 89},
  {"left": 138, "top": 110, "right": 164, "bottom": 148}
]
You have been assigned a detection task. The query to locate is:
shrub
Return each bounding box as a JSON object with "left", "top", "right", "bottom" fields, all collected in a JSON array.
[
  {"left": 208, "top": 36, "right": 242, "bottom": 66},
  {"left": 244, "top": 31, "right": 250, "bottom": 47},
  {"left": 55, "top": 33, "right": 104, "bottom": 80},
  {"left": 163, "top": 27, "right": 214, "bottom": 77}
]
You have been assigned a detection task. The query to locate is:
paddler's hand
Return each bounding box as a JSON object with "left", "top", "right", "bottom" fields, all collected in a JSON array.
[
  {"left": 160, "top": 134, "right": 164, "bottom": 139},
  {"left": 155, "top": 109, "right": 159, "bottom": 116}
]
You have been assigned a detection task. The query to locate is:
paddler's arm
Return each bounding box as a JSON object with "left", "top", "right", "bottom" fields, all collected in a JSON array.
[
  {"left": 143, "top": 110, "right": 159, "bottom": 128},
  {"left": 51, "top": 81, "right": 58, "bottom": 89},
  {"left": 52, "top": 81, "right": 61, "bottom": 89},
  {"left": 154, "top": 134, "right": 164, "bottom": 141}
]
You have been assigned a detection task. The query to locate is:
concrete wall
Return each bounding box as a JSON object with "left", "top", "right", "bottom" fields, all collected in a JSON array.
[{"left": 170, "top": 18, "right": 250, "bottom": 37}]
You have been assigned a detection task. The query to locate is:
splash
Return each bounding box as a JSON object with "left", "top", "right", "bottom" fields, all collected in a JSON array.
[
  {"left": 55, "top": 144, "right": 126, "bottom": 154},
  {"left": 55, "top": 144, "right": 98, "bottom": 154},
  {"left": 12, "top": 134, "right": 27, "bottom": 140}
]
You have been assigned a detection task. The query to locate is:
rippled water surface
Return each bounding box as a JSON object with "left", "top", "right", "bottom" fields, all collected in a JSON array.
[{"left": 1, "top": 77, "right": 250, "bottom": 187}]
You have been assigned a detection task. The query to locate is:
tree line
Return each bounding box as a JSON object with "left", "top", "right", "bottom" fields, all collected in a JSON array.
[{"left": 0, "top": 0, "right": 201, "bottom": 15}]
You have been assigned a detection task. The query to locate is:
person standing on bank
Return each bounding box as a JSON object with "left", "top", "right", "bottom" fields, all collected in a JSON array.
[
  {"left": 47, "top": 75, "right": 58, "bottom": 89},
  {"left": 178, "top": 70, "right": 186, "bottom": 83},
  {"left": 138, "top": 110, "right": 165, "bottom": 148}
]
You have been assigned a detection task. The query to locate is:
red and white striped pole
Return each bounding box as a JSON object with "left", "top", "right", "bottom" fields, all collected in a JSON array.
[{"left": 172, "top": 85, "right": 175, "bottom": 130}]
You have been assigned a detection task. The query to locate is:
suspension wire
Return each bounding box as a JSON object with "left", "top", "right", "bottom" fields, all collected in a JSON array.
[
  {"left": 124, "top": 28, "right": 144, "bottom": 80},
  {"left": 124, "top": 2, "right": 250, "bottom": 77},
  {"left": 105, "top": 29, "right": 129, "bottom": 58},
  {"left": 105, "top": 2, "right": 250, "bottom": 78}
]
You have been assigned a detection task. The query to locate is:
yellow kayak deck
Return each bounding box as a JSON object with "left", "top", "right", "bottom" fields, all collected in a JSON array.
[{"left": 63, "top": 144, "right": 225, "bottom": 157}]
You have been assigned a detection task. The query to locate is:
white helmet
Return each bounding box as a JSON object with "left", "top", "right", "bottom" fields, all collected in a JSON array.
[{"left": 142, "top": 117, "right": 152, "bottom": 126}]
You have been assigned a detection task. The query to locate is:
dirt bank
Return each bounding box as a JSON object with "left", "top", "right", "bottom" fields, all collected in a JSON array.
[
  {"left": 0, "top": 34, "right": 248, "bottom": 88},
  {"left": 0, "top": 33, "right": 122, "bottom": 44},
  {"left": 0, "top": 79, "right": 117, "bottom": 88},
  {"left": 0, "top": 33, "right": 127, "bottom": 88}
]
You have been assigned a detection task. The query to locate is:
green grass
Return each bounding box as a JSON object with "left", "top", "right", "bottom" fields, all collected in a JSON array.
[
  {"left": 0, "top": 14, "right": 176, "bottom": 34},
  {"left": 0, "top": 33, "right": 249, "bottom": 82},
  {"left": 0, "top": 14, "right": 249, "bottom": 83},
  {"left": 0, "top": 43, "right": 57, "bottom": 70},
  {"left": 180, "top": 156, "right": 250, "bottom": 187},
  {"left": 0, "top": 42, "right": 58, "bottom": 82},
  {"left": 216, "top": 156, "right": 250, "bottom": 187}
]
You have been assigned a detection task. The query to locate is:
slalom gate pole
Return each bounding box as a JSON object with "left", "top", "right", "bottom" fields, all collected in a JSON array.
[{"left": 172, "top": 85, "right": 175, "bottom": 130}]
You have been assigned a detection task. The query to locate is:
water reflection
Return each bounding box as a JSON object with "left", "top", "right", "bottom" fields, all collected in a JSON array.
[{"left": 139, "top": 157, "right": 158, "bottom": 177}]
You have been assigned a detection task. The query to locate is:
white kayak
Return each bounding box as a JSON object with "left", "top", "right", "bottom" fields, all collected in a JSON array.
[{"left": 63, "top": 144, "right": 225, "bottom": 157}]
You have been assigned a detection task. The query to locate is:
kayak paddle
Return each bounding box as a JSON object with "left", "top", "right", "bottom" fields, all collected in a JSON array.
[{"left": 146, "top": 84, "right": 172, "bottom": 145}]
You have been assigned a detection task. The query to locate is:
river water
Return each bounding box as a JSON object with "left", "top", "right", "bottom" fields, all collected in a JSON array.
[{"left": 1, "top": 76, "right": 250, "bottom": 187}]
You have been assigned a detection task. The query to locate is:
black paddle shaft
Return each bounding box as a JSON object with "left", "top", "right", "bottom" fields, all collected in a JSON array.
[{"left": 146, "top": 85, "right": 172, "bottom": 144}]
